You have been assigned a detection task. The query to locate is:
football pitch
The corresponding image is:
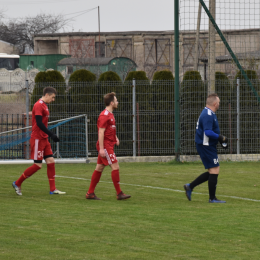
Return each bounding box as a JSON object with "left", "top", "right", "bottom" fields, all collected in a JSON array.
[{"left": 1, "top": 161, "right": 260, "bottom": 260}]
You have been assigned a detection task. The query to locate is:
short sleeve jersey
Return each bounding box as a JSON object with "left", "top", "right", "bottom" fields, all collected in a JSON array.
[
  {"left": 31, "top": 99, "right": 49, "bottom": 139},
  {"left": 195, "top": 107, "right": 220, "bottom": 146},
  {"left": 96, "top": 109, "right": 116, "bottom": 148}
]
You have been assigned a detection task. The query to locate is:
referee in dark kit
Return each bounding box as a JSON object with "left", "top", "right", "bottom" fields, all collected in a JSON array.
[{"left": 184, "top": 93, "right": 228, "bottom": 203}]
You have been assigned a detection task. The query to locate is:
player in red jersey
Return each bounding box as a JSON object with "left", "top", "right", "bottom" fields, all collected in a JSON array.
[
  {"left": 86, "top": 92, "right": 131, "bottom": 200},
  {"left": 12, "top": 87, "right": 66, "bottom": 196}
]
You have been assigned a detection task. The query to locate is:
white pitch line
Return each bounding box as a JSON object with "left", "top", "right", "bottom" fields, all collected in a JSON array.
[{"left": 55, "top": 175, "right": 260, "bottom": 202}]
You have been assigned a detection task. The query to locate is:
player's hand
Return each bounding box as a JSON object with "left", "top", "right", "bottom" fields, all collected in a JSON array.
[
  {"left": 116, "top": 137, "right": 120, "bottom": 146},
  {"left": 99, "top": 149, "right": 106, "bottom": 158},
  {"left": 218, "top": 135, "right": 228, "bottom": 144},
  {"left": 50, "top": 134, "right": 60, "bottom": 142}
]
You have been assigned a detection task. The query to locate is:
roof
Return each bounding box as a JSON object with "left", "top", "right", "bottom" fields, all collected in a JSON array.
[
  {"left": 34, "top": 31, "right": 174, "bottom": 37},
  {"left": 0, "top": 40, "right": 14, "bottom": 46},
  {"left": 0, "top": 53, "right": 20, "bottom": 58},
  {"left": 34, "top": 28, "right": 260, "bottom": 38},
  {"left": 57, "top": 57, "right": 136, "bottom": 66},
  {"left": 200, "top": 50, "right": 260, "bottom": 63}
]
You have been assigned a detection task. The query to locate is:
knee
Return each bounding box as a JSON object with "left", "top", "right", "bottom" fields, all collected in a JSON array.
[
  {"left": 209, "top": 167, "right": 220, "bottom": 175},
  {"left": 95, "top": 165, "right": 104, "bottom": 172}
]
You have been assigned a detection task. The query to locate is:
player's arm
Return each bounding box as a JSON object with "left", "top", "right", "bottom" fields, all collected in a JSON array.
[
  {"left": 204, "top": 130, "right": 228, "bottom": 143},
  {"left": 116, "top": 135, "right": 120, "bottom": 146},
  {"left": 98, "top": 128, "right": 106, "bottom": 158},
  {"left": 35, "top": 115, "right": 59, "bottom": 142}
]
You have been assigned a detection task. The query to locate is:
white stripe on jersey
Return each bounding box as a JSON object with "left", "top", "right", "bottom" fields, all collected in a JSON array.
[
  {"left": 34, "top": 139, "right": 39, "bottom": 160},
  {"left": 104, "top": 149, "right": 112, "bottom": 165},
  {"left": 203, "top": 132, "right": 209, "bottom": 146},
  {"left": 104, "top": 109, "right": 109, "bottom": 115},
  {"left": 207, "top": 109, "right": 212, "bottom": 115}
]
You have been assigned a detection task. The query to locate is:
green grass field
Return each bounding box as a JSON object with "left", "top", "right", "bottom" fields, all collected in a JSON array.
[{"left": 1, "top": 161, "right": 260, "bottom": 260}]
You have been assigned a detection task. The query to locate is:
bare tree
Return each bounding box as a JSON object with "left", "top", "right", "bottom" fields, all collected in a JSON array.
[{"left": 0, "top": 13, "right": 67, "bottom": 54}]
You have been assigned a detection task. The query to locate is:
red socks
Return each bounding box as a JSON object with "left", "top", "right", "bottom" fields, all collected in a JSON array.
[
  {"left": 47, "top": 163, "right": 56, "bottom": 192},
  {"left": 111, "top": 170, "right": 121, "bottom": 195},
  {"left": 88, "top": 170, "right": 102, "bottom": 194},
  {"left": 15, "top": 164, "right": 41, "bottom": 186},
  {"left": 87, "top": 169, "right": 121, "bottom": 195}
]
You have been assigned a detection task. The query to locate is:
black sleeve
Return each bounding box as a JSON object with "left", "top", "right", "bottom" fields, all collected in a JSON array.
[{"left": 35, "top": 115, "right": 54, "bottom": 137}]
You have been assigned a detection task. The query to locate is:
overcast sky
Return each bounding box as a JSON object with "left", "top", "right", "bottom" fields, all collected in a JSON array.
[
  {"left": 0, "top": 0, "right": 175, "bottom": 32},
  {"left": 0, "top": 0, "right": 259, "bottom": 33}
]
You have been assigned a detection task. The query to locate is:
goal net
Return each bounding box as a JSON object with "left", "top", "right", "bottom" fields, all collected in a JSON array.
[{"left": 0, "top": 114, "right": 88, "bottom": 162}]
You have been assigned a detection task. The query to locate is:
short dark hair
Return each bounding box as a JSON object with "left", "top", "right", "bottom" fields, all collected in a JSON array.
[
  {"left": 104, "top": 92, "right": 116, "bottom": 106},
  {"left": 206, "top": 93, "right": 219, "bottom": 105},
  {"left": 43, "top": 87, "right": 57, "bottom": 96}
]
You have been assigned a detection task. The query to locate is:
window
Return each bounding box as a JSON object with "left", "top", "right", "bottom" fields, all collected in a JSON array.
[{"left": 67, "top": 66, "right": 73, "bottom": 74}]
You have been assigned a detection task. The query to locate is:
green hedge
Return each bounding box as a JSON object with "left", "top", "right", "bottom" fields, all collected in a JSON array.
[
  {"left": 150, "top": 70, "right": 175, "bottom": 153},
  {"left": 98, "top": 71, "right": 121, "bottom": 82},
  {"left": 214, "top": 72, "right": 232, "bottom": 154},
  {"left": 180, "top": 71, "right": 205, "bottom": 154},
  {"left": 232, "top": 70, "right": 260, "bottom": 153},
  {"left": 31, "top": 71, "right": 66, "bottom": 116},
  {"left": 125, "top": 71, "right": 149, "bottom": 81},
  {"left": 69, "top": 69, "right": 96, "bottom": 82},
  {"left": 124, "top": 71, "right": 154, "bottom": 155},
  {"left": 68, "top": 69, "right": 97, "bottom": 114},
  {"left": 152, "top": 70, "right": 174, "bottom": 81}
]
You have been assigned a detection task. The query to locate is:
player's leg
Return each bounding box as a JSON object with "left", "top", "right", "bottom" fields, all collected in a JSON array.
[
  {"left": 44, "top": 140, "right": 65, "bottom": 195},
  {"left": 184, "top": 171, "right": 209, "bottom": 201},
  {"left": 86, "top": 163, "right": 105, "bottom": 200},
  {"left": 12, "top": 138, "right": 42, "bottom": 196},
  {"left": 45, "top": 156, "right": 66, "bottom": 195},
  {"left": 208, "top": 166, "right": 225, "bottom": 203},
  {"left": 110, "top": 162, "right": 131, "bottom": 200},
  {"left": 184, "top": 144, "right": 209, "bottom": 201}
]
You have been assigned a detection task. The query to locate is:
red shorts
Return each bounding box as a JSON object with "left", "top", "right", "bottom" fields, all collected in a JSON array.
[
  {"left": 30, "top": 138, "right": 53, "bottom": 161},
  {"left": 97, "top": 145, "right": 118, "bottom": 166}
]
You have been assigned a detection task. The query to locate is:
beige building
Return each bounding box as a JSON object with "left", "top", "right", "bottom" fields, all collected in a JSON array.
[
  {"left": 34, "top": 29, "right": 260, "bottom": 79},
  {"left": 0, "top": 40, "right": 19, "bottom": 55}
]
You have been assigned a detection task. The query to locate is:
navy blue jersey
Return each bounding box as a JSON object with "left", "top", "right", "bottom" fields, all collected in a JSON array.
[{"left": 195, "top": 107, "right": 220, "bottom": 146}]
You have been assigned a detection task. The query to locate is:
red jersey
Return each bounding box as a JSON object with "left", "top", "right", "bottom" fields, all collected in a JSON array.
[
  {"left": 96, "top": 109, "right": 116, "bottom": 148},
  {"left": 31, "top": 99, "right": 49, "bottom": 140}
]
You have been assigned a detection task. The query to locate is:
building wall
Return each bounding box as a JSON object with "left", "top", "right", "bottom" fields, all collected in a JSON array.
[
  {"left": 34, "top": 29, "right": 260, "bottom": 79},
  {"left": 0, "top": 40, "right": 19, "bottom": 54},
  {"left": 19, "top": 54, "right": 70, "bottom": 71}
]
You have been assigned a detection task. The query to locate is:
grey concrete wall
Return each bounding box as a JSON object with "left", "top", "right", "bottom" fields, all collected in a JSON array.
[
  {"left": 0, "top": 41, "right": 19, "bottom": 54},
  {"left": 35, "top": 39, "right": 59, "bottom": 54}
]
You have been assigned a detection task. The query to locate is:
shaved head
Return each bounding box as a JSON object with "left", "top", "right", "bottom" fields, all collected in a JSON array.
[{"left": 206, "top": 93, "right": 219, "bottom": 106}]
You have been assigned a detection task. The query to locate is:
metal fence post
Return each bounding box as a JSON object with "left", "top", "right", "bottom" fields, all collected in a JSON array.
[
  {"left": 237, "top": 78, "right": 240, "bottom": 155},
  {"left": 132, "top": 78, "right": 136, "bottom": 157},
  {"left": 174, "top": 0, "right": 180, "bottom": 161},
  {"left": 56, "top": 126, "right": 60, "bottom": 158},
  {"left": 25, "top": 79, "right": 30, "bottom": 159},
  {"left": 85, "top": 115, "right": 90, "bottom": 163}
]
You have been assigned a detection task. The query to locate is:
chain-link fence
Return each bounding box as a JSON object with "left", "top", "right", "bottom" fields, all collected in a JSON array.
[
  {"left": 1, "top": 79, "right": 260, "bottom": 160},
  {"left": 180, "top": 78, "right": 260, "bottom": 160}
]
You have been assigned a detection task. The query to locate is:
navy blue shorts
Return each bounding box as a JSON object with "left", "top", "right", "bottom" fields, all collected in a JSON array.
[{"left": 196, "top": 143, "right": 219, "bottom": 169}]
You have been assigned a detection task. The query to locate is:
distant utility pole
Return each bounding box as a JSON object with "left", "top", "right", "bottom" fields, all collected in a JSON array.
[
  {"left": 209, "top": 0, "right": 216, "bottom": 94},
  {"left": 98, "top": 6, "right": 101, "bottom": 57},
  {"left": 194, "top": 2, "right": 202, "bottom": 72}
]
